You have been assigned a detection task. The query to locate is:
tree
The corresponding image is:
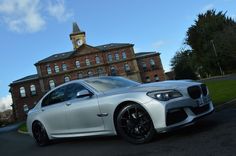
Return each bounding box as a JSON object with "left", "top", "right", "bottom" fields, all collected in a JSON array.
[
  {"left": 171, "top": 50, "right": 198, "bottom": 80},
  {"left": 185, "top": 10, "right": 236, "bottom": 75}
]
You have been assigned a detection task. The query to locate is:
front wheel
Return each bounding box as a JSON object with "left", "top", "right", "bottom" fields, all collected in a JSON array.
[
  {"left": 32, "top": 122, "right": 49, "bottom": 146},
  {"left": 116, "top": 103, "right": 155, "bottom": 144}
]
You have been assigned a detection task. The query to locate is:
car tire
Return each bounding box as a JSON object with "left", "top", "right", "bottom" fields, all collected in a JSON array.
[
  {"left": 32, "top": 121, "right": 50, "bottom": 146},
  {"left": 116, "top": 103, "right": 155, "bottom": 144}
]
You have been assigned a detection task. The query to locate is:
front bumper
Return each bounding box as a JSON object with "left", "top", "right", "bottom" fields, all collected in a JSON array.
[
  {"left": 143, "top": 96, "right": 214, "bottom": 133},
  {"left": 156, "top": 104, "right": 214, "bottom": 133}
]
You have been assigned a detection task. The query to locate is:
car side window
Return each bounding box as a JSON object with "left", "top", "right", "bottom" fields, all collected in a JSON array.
[
  {"left": 65, "top": 83, "right": 87, "bottom": 101},
  {"left": 42, "top": 86, "right": 66, "bottom": 107}
]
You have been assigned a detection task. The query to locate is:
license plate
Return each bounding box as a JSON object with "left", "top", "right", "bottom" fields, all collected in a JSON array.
[{"left": 196, "top": 96, "right": 210, "bottom": 107}]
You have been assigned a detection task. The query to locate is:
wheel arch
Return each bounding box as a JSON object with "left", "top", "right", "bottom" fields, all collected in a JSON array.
[
  {"left": 31, "top": 120, "right": 51, "bottom": 139},
  {"left": 113, "top": 101, "right": 146, "bottom": 134}
]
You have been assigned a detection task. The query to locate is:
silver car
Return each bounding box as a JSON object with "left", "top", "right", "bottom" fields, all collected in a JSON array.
[{"left": 27, "top": 76, "right": 214, "bottom": 146}]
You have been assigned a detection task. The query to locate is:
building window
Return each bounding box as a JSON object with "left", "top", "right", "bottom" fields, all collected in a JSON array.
[
  {"left": 75, "top": 60, "right": 80, "bottom": 68},
  {"left": 150, "top": 59, "right": 156, "bottom": 69},
  {"left": 62, "top": 63, "right": 67, "bottom": 71},
  {"left": 110, "top": 66, "right": 116, "bottom": 76},
  {"left": 77, "top": 73, "right": 83, "bottom": 79},
  {"left": 97, "top": 67, "right": 104, "bottom": 76},
  {"left": 146, "top": 76, "right": 150, "bottom": 82},
  {"left": 115, "top": 53, "right": 119, "bottom": 61},
  {"left": 20, "top": 87, "right": 26, "bottom": 97},
  {"left": 86, "top": 58, "right": 91, "bottom": 66},
  {"left": 46, "top": 65, "right": 52, "bottom": 74},
  {"left": 54, "top": 65, "right": 60, "bottom": 73},
  {"left": 107, "top": 54, "right": 112, "bottom": 62},
  {"left": 124, "top": 63, "right": 131, "bottom": 72},
  {"left": 154, "top": 75, "right": 160, "bottom": 81},
  {"left": 122, "top": 51, "right": 127, "bottom": 60},
  {"left": 49, "top": 80, "right": 55, "bottom": 90},
  {"left": 30, "top": 84, "right": 36, "bottom": 95},
  {"left": 95, "top": 56, "right": 101, "bottom": 64},
  {"left": 88, "top": 71, "right": 93, "bottom": 77},
  {"left": 64, "top": 76, "right": 70, "bottom": 82},
  {"left": 142, "top": 62, "right": 147, "bottom": 71}
]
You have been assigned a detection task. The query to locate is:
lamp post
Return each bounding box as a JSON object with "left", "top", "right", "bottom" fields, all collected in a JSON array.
[{"left": 210, "top": 40, "right": 224, "bottom": 75}]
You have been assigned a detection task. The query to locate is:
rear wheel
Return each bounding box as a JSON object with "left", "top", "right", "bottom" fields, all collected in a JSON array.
[
  {"left": 32, "top": 122, "right": 49, "bottom": 146},
  {"left": 116, "top": 103, "right": 155, "bottom": 144}
]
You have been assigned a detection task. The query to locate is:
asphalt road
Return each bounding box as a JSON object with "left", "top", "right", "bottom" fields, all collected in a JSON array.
[{"left": 1, "top": 105, "right": 236, "bottom": 156}]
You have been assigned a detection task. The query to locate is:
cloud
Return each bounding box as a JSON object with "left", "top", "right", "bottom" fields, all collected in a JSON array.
[
  {"left": 201, "top": 4, "right": 214, "bottom": 13},
  {"left": 0, "top": 0, "right": 72, "bottom": 33},
  {"left": 47, "top": 0, "right": 73, "bottom": 22},
  {"left": 0, "top": 0, "right": 45, "bottom": 33},
  {"left": 152, "top": 40, "right": 165, "bottom": 49},
  {"left": 0, "top": 95, "right": 12, "bottom": 112}
]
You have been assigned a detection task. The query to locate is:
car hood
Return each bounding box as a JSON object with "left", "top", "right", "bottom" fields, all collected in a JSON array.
[{"left": 103, "top": 80, "right": 201, "bottom": 95}]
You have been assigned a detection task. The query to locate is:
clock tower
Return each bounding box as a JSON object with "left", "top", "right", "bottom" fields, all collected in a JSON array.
[{"left": 70, "top": 22, "right": 86, "bottom": 50}]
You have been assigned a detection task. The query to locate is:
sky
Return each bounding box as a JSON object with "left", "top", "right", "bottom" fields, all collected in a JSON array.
[{"left": 0, "top": 0, "right": 235, "bottom": 111}]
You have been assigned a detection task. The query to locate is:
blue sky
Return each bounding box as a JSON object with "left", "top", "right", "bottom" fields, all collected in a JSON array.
[{"left": 0, "top": 0, "right": 235, "bottom": 111}]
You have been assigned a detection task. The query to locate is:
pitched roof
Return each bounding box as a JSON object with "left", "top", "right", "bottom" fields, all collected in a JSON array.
[
  {"left": 96, "top": 43, "right": 133, "bottom": 51},
  {"left": 135, "top": 52, "right": 159, "bottom": 58},
  {"left": 36, "top": 51, "right": 74, "bottom": 64},
  {"left": 12, "top": 74, "right": 38, "bottom": 84},
  {"left": 72, "top": 22, "right": 81, "bottom": 34},
  {"left": 36, "top": 43, "right": 133, "bottom": 64}
]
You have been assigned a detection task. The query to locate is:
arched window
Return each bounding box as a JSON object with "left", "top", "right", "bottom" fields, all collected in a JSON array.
[
  {"left": 88, "top": 71, "right": 93, "bottom": 77},
  {"left": 86, "top": 58, "right": 91, "bottom": 66},
  {"left": 115, "top": 53, "right": 119, "bottom": 61},
  {"left": 49, "top": 80, "right": 55, "bottom": 90},
  {"left": 97, "top": 67, "right": 104, "bottom": 76},
  {"left": 110, "top": 66, "right": 116, "bottom": 76},
  {"left": 95, "top": 56, "right": 101, "bottom": 64},
  {"left": 75, "top": 60, "right": 80, "bottom": 68},
  {"left": 107, "top": 54, "right": 112, "bottom": 62},
  {"left": 154, "top": 74, "right": 159, "bottom": 81},
  {"left": 150, "top": 59, "right": 156, "bottom": 69},
  {"left": 142, "top": 62, "right": 147, "bottom": 71},
  {"left": 20, "top": 87, "right": 26, "bottom": 97},
  {"left": 62, "top": 63, "right": 67, "bottom": 71},
  {"left": 64, "top": 76, "right": 70, "bottom": 82},
  {"left": 124, "top": 63, "right": 130, "bottom": 72},
  {"left": 46, "top": 65, "right": 52, "bottom": 74},
  {"left": 146, "top": 76, "right": 150, "bottom": 82},
  {"left": 54, "top": 65, "right": 60, "bottom": 73},
  {"left": 77, "top": 73, "right": 83, "bottom": 79},
  {"left": 122, "top": 51, "right": 127, "bottom": 60},
  {"left": 30, "top": 85, "right": 36, "bottom": 95}
]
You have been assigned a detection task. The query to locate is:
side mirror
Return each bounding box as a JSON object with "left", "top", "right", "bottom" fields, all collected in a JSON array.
[{"left": 76, "top": 90, "right": 92, "bottom": 98}]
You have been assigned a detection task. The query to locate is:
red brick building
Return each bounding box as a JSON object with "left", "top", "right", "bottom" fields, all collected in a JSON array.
[{"left": 9, "top": 23, "right": 165, "bottom": 121}]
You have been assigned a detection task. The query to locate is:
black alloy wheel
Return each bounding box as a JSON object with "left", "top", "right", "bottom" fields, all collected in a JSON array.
[
  {"left": 116, "top": 103, "right": 155, "bottom": 144},
  {"left": 32, "top": 122, "right": 49, "bottom": 146}
]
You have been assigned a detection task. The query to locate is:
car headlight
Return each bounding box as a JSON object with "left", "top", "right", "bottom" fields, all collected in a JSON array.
[{"left": 147, "top": 90, "right": 182, "bottom": 101}]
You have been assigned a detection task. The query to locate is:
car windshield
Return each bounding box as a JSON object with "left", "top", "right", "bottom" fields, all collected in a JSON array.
[{"left": 84, "top": 77, "right": 140, "bottom": 92}]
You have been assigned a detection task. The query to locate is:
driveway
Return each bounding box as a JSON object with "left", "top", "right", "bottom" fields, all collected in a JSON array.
[{"left": 0, "top": 104, "right": 236, "bottom": 156}]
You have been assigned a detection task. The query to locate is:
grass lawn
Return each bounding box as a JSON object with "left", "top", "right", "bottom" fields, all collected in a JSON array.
[
  {"left": 205, "top": 80, "right": 236, "bottom": 105},
  {"left": 19, "top": 122, "right": 27, "bottom": 132}
]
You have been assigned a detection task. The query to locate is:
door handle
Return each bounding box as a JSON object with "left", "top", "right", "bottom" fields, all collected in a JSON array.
[{"left": 66, "top": 102, "right": 71, "bottom": 106}]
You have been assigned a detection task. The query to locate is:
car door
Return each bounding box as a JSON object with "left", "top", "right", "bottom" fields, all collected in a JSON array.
[
  {"left": 64, "top": 83, "right": 104, "bottom": 134},
  {"left": 40, "top": 85, "right": 68, "bottom": 135}
]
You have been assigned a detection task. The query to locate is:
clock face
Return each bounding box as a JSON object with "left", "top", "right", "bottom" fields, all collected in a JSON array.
[{"left": 77, "top": 39, "right": 83, "bottom": 46}]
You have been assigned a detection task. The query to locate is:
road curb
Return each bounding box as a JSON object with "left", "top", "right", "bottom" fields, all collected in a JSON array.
[
  {"left": 215, "top": 98, "right": 236, "bottom": 111},
  {"left": 18, "top": 129, "right": 29, "bottom": 135}
]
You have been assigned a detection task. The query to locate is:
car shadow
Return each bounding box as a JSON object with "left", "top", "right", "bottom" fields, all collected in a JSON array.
[{"left": 153, "top": 117, "right": 220, "bottom": 142}]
